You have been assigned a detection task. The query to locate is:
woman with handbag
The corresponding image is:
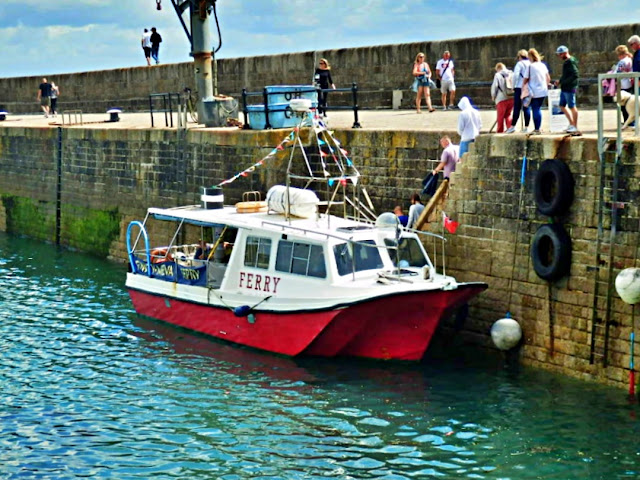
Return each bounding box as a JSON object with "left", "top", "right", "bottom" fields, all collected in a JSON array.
[
  {"left": 507, "top": 49, "right": 531, "bottom": 133},
  {"left": 412, "top": 53, "right": 435, "bottom": 113},
  {"left": 522, "top": 48, "right": 550, "bottom": 134}
]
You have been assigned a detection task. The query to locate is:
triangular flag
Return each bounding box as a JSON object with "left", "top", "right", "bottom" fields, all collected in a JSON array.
[{"left": 443, "top": 213, "right": 459, "bottom": 234}]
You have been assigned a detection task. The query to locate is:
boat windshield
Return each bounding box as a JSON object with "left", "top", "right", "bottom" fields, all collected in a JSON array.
[
  {"left": 383, "top": 237, "right": 428, "bottom": 268},
  {"left": 333, "top": 240, "right": 384, "bottom": 276}
]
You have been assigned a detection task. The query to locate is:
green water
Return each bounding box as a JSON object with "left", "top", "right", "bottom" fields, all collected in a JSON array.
[{"left": 0, "top": 232, "right": 638, "bottom": 479}]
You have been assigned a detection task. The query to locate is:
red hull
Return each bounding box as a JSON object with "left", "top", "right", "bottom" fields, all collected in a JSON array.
[
  {"left": 128, "top": 283, "right": 486, "bottom": 360},
  {"left": 128, "top": 289, "right": 338, "bottom": 356},
  {"left": 326, "top": 284, "right": 486, "bottom": 360}
]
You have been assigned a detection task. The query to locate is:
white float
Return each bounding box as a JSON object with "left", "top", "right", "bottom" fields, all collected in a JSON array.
[
  {"left": 615, "top": 267, "right": 640, "bottom": 305},
  {"left": 491, "top": 316, "right": 522, "bottom": 351}
]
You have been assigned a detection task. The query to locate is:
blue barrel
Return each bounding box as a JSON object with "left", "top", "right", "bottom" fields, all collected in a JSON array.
[{"left": 201, "top": 186, "right": 224, "bottom": 209}]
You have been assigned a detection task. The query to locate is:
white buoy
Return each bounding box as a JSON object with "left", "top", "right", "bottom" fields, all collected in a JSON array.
[
  {"left": 491, "top": 317, "right": 522, "bottom": 351},
  {"left": 615, "top": 268, "right": 640, "bottom": 305}
]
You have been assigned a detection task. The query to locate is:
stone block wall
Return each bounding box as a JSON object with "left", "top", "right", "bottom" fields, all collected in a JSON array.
[
  {"left": 1, "top": 124, "right": 639, "bottom": 389},
  {"left": 1, "top": 23, "right": 639, "bottom": 113}
]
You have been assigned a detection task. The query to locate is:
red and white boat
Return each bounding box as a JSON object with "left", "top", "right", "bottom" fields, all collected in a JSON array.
[{"left": 126, "top": 102, "right": 487, "bottom": 360}]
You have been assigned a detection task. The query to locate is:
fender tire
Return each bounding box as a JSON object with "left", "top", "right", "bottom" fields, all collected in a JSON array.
[
  {"left": 531, "top": 223, "right": 572, "bottom": 281},
  {"left": 534, "top": 159, "right": 574, "bottom": 216}
]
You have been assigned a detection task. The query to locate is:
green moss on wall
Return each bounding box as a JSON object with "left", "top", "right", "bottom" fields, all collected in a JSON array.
[
  {"left": 1, "top": 195, "right": 55, "bottom": 242},
  {"left": 62, "top": 207, "right": 120, "bottom": 258}
]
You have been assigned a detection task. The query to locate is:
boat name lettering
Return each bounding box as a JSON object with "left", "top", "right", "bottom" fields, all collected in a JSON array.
[
  {"left": 135, "top": 259, "right": 175, "bottom": 277},
  {"left": 239, "top": 272, "right": 280, "bottom": 293},
  {"left": 181, "top": 268, "right": 201, "bottom": 280}
]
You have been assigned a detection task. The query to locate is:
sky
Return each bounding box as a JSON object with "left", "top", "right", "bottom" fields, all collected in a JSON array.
[{"left": 0, "top": 0, "right": 638, "bottom": 78}]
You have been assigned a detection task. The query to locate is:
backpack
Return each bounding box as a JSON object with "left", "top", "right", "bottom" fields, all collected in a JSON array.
[{"left": 500, "top": 70, "right": 514, "bottom": 96}]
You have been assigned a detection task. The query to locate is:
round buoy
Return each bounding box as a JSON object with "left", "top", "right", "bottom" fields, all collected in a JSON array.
[
  {"left": 615, "top": 268, "right": 640, "bottom": 305},
  {"left": 490, "top": 317, "right": 522, "bottom": 351}
]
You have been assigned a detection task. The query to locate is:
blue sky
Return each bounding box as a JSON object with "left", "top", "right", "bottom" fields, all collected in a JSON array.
[{"left": 0, "top": 0, "right": 638, "bottom": 78}]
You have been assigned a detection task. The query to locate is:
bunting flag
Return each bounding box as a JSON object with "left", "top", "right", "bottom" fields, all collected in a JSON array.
[
  {"left": 217, "top": 114, "right": 359, "bottom": 187},
  {"left": 443, "top": 212, "right": 460, "bottom": 234}
]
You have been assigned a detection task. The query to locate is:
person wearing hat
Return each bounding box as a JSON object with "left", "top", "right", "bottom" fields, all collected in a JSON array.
[{"left": 555, "top": 45, "right": 580, "bottom": 133}]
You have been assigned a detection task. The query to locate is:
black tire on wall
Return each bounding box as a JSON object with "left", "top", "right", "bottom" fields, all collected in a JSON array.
[
  {"left": 531, "top": 223, "right": 572, "bottom": 281},
  {"left": 534, "top": 159, "right": 574, "bottom": 216}
]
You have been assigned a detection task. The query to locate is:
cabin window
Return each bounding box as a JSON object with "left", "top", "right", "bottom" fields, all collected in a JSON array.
[
  {"left": 384, "top": 237, "right": 428, "bottom": 267},
  {"left": 275, "top": 240, "right": 326, "bottom": 278},
  {"left": 244, "top": 236, "right": 271, "bottom": 269},
  {"left": 333, "top": 240, "right": 383, "bottom": 276}
]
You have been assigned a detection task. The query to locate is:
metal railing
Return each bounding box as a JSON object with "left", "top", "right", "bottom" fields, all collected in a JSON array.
[
  {"left": 149, "top": 92, "right": 180, "bottom": 127},
  {"left": 241, "top": 83, "right": 361, "bottom": 129},
  {"left": 62, "top": 110, "right": 83, "bottom": 126}
]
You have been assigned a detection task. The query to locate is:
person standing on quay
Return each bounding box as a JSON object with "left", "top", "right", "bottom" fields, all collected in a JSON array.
[
  {"left": 413, "top": 52, "right": 435, "bottom": 113},
  {"left": 36, "top": 77, "right": 52, "bottom": 117},
  {"left": 314, "top": 58, "right": 335, "bottom": 116},
  {"left": 491, "top": 63, "right": 514, "bottom": 133},
  {"left": 507, "top": 49, "right": 531, "bottom": 133},
  {"left": 50, "top": 81, "right": 60, "bottom": 118},
  {"left": 141, "top": 28, "right": 152, "bottom": 66},
  {"left": 628, "top": 35, "right": 640, "bottom": 73},
  {"left": 555, "top": 45, "right": 579, "bottom": 133},
  {"left": 522, "top": 48, "right": 550, "bottom": 135},
  {"left": 436, "top": 51, "right": 456, "bottom": 110},
  {"left": 150, "top": 27, "right": 162, "bottom": 65}
]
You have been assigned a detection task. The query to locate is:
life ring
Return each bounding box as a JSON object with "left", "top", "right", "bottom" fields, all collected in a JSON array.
[
  {"left": 530, "top": 223, "right": 571, "bottom": 281},
  {"left": 150, "top": 247, "right": 173, "bottom": 264},
  {"left": 534, "top": 159, "right": 574, "bottom": 216}
]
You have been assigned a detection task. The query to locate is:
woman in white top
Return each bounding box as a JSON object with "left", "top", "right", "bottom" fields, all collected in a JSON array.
[
  {"left": 522, "top": 48, "right": 550, "bottom": 134},
  {"left": 413, "top": 53, "right": 435, "bottom": 113},
  {"left": 507, "top": 49, "right": 531, "bottom": 133}
]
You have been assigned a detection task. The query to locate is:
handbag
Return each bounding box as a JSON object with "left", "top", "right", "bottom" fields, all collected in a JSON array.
[
  {"left": 436, "top": 61, "right": 450, "bottom": 89},
  {"left": 411, "top": 77, "right": 419, "bottom": 93}
]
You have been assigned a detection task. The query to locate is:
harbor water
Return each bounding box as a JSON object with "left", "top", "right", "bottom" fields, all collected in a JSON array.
[{"left": 1, "top": 232, "right": 639, "bottom": 479}]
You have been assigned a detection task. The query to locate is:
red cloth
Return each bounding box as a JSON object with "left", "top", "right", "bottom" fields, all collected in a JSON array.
[
  {"left": 443, "top": 215, "right": 459, "bottom": 234},
  {"left": 496, "top": 98, "right": 514, "bottom": 133}
]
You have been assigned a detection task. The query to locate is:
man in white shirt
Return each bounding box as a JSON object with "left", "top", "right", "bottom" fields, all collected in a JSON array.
[
  {"left": 436, "top": 51, "right": 456, "bottom": 110},
  {"left": 141, "top": 29, "right": 152, "bottom": 66}
]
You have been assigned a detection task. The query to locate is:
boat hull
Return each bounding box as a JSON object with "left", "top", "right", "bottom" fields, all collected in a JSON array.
[{"left": 127, "top": 282, "right": 486, "bottom": 361}]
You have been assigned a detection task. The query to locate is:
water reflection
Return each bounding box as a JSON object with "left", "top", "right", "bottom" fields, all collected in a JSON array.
[{"left": 0, "top": 231, "right": 639, "bottom": 479}]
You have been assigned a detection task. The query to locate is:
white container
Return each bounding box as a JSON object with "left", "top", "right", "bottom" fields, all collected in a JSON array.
[{"left": 266, "top": 185, "right": 319, "bottom": 218}]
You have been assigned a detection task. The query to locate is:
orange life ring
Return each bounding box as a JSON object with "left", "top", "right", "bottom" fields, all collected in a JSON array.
[{"left": 151, "top": 247, "right": 173, "bottom": 264}]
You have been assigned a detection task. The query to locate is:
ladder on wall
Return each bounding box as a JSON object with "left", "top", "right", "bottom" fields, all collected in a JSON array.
[{"left": 589, "top": 72, "right": 640, "bottom": 365}]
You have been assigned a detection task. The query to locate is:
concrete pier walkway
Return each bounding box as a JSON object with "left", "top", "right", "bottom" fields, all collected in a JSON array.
[{"left": 0, "top": 107, "right": 635, "bottom": 139}]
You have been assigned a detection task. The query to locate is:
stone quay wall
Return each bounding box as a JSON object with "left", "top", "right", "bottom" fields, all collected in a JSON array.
[
  {"left": 1, "top": 23, "right": 639, "bottom": 114},
  {"left": 1, "top": 124, "right": 639, "bottom": 390}
]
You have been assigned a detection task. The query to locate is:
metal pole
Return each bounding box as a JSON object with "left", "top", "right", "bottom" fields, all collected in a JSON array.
[
  {"left": 190, "top": 2, "right": 214, "bottom": 121},
  {"left": 351, "top": 82, "right": 361, "bottom": 128}
]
